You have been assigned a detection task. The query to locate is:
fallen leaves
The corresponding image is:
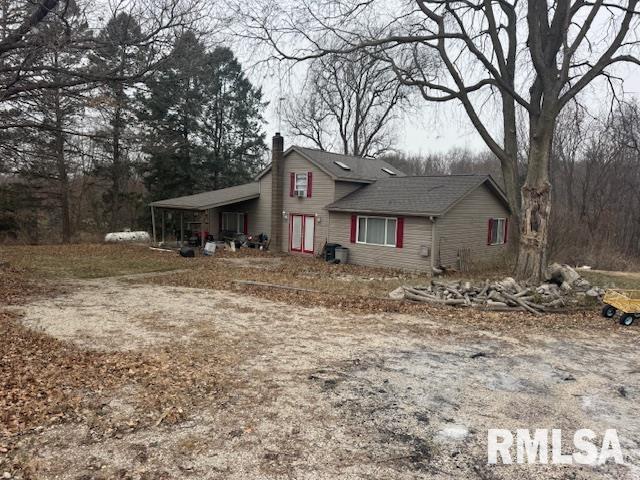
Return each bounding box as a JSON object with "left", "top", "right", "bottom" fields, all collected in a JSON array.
[
  {"left": 0, "top": 265, "right": 60, "bottom": 306},
  {"left": 0, "top": 311, "right": 229, "bottom": 440}
]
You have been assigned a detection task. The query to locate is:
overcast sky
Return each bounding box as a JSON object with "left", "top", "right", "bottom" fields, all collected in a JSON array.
[
  {"left": 252, "top": 69, "right": 492, "bottom": 155},
  {"left": 238, "top": 47, "right": 640, "bottom": 156}
]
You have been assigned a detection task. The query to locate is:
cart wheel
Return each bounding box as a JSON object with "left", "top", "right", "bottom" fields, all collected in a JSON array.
[
  {"left": 601, "top": 304, "right": 617, "bottom": 318},
  {"left": 620, "top": 314, "right": 635, "bottom": 326}
]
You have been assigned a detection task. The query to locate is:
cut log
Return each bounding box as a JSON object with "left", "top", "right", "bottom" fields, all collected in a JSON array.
[
  {"left": 389, "top": 286, "right": 406, "bottom": 300},
  {"left": 486, "top": 300, "right": 508, "bottom": 307},
  {"left": 500, "top": 291, "right": 542, "bottom": 315},
  {"left": 404, "top": 290, "right": 467, "bottom": 305}
]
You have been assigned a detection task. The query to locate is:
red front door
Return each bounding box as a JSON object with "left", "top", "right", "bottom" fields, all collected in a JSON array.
[{"left": 290, "top": 214, "right": 315, "bottom": 254}]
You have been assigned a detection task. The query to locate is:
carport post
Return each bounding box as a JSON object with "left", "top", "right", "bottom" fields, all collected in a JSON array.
[
  {"left": 151, "top": 206, "right": 157, "bottom": 244},
  {"left": 180, "top": 212, "right": 184, "bottom": 247},
  {"left": 201, "top": 211, "right": 205, "bottom": 249},
  {"left": 161, "top": 210, "right": 165, "bottom": 244}
]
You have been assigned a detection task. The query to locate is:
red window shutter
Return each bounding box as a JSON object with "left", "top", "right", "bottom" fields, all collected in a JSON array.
[
  {"left": 289, "top": 173, "right": 295, "bottom": 197},
  {"left": 243, "top": 214, "right": 248, "bottom": 234},
  {"left": 396, "top": 217, "right": 404, "bottom": 248},
  {"left": 350, "top": 215, "right": 357, "bottom": 243},
  {"left": 487, "top": 218, "right": 493, "bottom": 245},
  {"left": 307, "top": 172, "right": 313, "bottom": 197},
  {"left": 504, "top": 218, "right": 509, "bottom": 244}
]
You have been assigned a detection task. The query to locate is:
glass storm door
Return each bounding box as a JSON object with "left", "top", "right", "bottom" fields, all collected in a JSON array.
[
  {"left": 303, "top": 216, "right": 315, "bottom": 253},
  {"left": 291, "top": 215, "right": 303, "bottom": 252},
  {"left": 290, "top": 214, "right": 315, "bottom": 254}
]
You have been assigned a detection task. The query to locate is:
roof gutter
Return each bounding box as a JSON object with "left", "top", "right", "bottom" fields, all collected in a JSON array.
[
  {"left": 149, "top": 193, "right": 261, "bottom": 211},
  {"left": 326, "top": 207, "right": 443, "bottom": 217}
]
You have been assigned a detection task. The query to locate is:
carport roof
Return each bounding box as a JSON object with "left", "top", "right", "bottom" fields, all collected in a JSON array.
[{"left": 149, "top": 182, "right": 260, "bottom": 210}]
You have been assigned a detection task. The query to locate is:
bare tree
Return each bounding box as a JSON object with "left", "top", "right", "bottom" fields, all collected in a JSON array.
[
  {"left": 236, "top": 0, "right": 640, "bottom": 282},
  {"left": 0, "top": 0, "right": 204, "bottom": 242},
  {"left": 286, "top": 50, "right": 409, "bottom": 156},
  {"left": 0, "top": 0, "right": 201, "bottom": 105},
  {"left": 548, "top": 100, "right": 640, "bottom": 268}
]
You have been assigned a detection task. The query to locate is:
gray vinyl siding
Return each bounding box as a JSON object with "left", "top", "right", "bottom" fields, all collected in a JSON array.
[
  {"left": 280, "top": 151, "right": 335, "bottom": 254},
  {"left": 334, "top": 180, "right": 365, "bottom": 201},
  {"left": 436, "top": 183, "right": 510, "bottom": 268},
  {"left": 327, "top": 212, "right": 433, "bottom": 272},
  {"left": 255, "top": 172, "right": 272, "bottom": 236}
]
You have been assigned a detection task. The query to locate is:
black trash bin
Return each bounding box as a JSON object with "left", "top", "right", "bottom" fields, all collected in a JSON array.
[{"left": 324, "top": 243, "right": 342, "bottom": 262}]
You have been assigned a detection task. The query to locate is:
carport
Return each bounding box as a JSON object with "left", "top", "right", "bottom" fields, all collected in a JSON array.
[{"left": 149, "top": 183, "right": 261, "bottom": 245}]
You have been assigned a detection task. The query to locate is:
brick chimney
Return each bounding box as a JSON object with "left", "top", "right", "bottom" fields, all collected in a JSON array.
[{"left": 270, "top": 133, "right": 284, "bottom": 252}]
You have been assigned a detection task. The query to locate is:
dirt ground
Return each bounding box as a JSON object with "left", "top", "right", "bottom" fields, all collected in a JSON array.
[{"left": 0, "top": 253, "right": 640, "bottom": 480}]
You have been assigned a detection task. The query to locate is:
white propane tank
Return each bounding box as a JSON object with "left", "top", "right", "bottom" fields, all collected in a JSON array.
[{"left": 104, "top": 231, "right": 151, "bottom": 243}]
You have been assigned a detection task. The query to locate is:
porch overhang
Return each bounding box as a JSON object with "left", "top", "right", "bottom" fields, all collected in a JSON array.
[{"left": 149, "top": 182, "right": 260, "bottom": 211}]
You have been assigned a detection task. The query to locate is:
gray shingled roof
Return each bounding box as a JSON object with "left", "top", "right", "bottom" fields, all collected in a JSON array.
[
  {"left": 150, "top": 182, "right": 260, "bottom": 210},
  {"left": 294, "top": 147, "right": 405, "bottom": 181},
  {"left": 327, "top": 175, "right": 508, "bottom": 216},
  {"left": 257, "top": 146, "right": 405, "bottom": 182}
]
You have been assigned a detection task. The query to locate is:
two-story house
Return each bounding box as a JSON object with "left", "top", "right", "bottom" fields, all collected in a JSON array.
[{"left": 150, "top": 133, "right": 511, "bottom": 272}]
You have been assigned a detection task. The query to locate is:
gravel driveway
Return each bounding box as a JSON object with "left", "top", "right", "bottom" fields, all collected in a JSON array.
[{"left": 6, "top": 276, "right": 640, "bottom": 479}]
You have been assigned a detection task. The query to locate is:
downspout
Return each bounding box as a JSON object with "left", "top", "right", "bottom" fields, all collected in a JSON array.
[{"left": 429, "top": 216, "right": 437, "bottom": 274}]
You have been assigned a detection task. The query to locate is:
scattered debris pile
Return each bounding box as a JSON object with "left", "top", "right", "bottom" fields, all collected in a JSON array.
[{"left": 390, "top": 263, "right": 604, "bottom": 314}]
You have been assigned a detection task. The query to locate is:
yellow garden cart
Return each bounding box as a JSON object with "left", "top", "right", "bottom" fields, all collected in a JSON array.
[{"left": 601, "top": 289, "right": 640, "bottom": 326}]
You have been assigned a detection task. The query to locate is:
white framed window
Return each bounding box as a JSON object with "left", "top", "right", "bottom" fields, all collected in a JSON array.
[
  {"left": 489, "top": 218, "right": 506, "bottom": 245},
  {"left": 357, "top": 216, "right": 397, "bottom": 247},
  {"left": 295, "top": 173, "right": 308, "bottom": 195},
  {"left": 222, "top": 212, "right": 245, "bottom": 233}
]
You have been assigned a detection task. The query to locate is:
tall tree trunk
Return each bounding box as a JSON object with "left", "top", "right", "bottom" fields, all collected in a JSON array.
[
  {"left": 54, "top": 85, "right": 71, "bottom": 243},
  {"left": 501, "top": 93, "right": 521, "bottom": 247},
  {"left": 515, "top": 116, "right": 554, "bottom": 282},
  {"left": 109, "top": 83, "right": 124, "bottom": 231}
]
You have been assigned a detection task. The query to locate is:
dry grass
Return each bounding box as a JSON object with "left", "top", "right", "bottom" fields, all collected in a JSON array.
[
  {"left": 0, "top": 244, "right": 624, "bottom": 327},
  {"left": 0, "top": 244, "right": 191, "bottom": 279},
  {"left": 0, "top": 243, "right": 424, "bottom": 297},
  {"left": 581, "top": 270, "right": 640, "bottom": 290},
  {"left": 158, "top": 255, "right": 423, "bottom": 298}
]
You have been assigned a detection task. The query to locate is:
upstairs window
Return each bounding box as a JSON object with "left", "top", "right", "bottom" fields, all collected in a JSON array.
[
  {"left": 290, "top": 172, "right": 312, "bottom": 197},
  {"left": 295, "top": 173, "right": 308, "bottom": 195}
]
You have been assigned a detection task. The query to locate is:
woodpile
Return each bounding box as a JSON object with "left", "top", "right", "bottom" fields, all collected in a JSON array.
[{"left": 391, "top": 264, "right": 604, "bottom": 315}]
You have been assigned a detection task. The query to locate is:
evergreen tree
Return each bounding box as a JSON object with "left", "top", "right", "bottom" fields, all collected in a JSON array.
[
  {"left": 90, "top": 13, "right": 146, "bottom": 231},
  {"left": 200, "top": 46, "right": 267, "bottom": 190},
  {"left": 13, "top": 2, "right": 90, "bottom": 242},
  {"left": 139, "top": 32, "right": 266, "bottom": 201}
]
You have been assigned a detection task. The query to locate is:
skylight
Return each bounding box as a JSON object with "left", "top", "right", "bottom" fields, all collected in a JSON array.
[
  {"left": 333, "top": 160, "right": 351, "bottom": 171},
  {"left": 382, "top": 168, "right": 397, "bottom": 176}
]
